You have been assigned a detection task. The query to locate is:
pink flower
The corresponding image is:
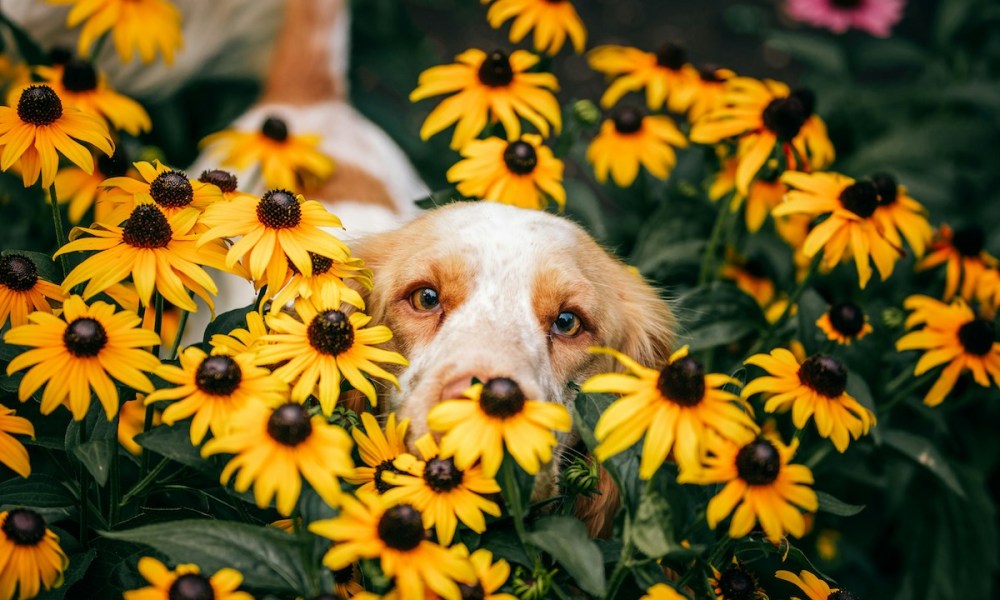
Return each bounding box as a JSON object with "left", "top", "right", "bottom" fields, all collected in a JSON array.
[{"left": 785, "top": 0, "right": 906, "bottom": 38}]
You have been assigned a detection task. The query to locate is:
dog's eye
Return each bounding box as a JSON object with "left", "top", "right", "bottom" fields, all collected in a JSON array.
[
  {"left": 409, "top": 287, "right": 440, "bottom": 312},
  {"left": 552, "top": 311, "right": 583, "bottom": 337}
]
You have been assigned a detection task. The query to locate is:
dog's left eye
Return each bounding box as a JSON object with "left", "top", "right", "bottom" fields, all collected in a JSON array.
[
  {"left": 410, "top": 287, "right": 440, "bottom": 312},
  {"left": 552, "top": 311, "right": 583, "bottom": 337}
]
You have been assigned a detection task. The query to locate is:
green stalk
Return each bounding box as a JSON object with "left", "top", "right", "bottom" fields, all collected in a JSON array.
[
  {"left": 501, "top": 461, "right": 533, "bottom": 554},
  {"left": 48, "top": 183, "right": 69, "bottom": 277},
  {"left": 604, "top": 478, "right": 655, "bottom": 598},
  {"left": 168, "top": 308, "right": 191, "bottom": 360},
  {"left": 253, "top": 285, "right": 268, "bottom": 311},
  {"left": 293, "top": 510, "right": 320, "bottom": 597},
  {"left": 78, "top": 461, "right": 90, "bottom": 548},
  {"left": 119, "top": 458, "right": 169, "bottom": 507},
  {"left": 139, "top": 295, "right": 164, "bottom": 477},
  {"left": 698, "top": 192, "right": 734, "bottom": 285},
  {"left": 108, "top": 442, "right": 120, "bottom": 528}
]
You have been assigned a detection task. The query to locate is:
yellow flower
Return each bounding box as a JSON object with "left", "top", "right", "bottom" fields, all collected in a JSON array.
[
  {"left": 776, "top": 569, "right": 852, "bottom": 600},
  {"left": 56, "top": 203, "right": 239, "bottom": 312},
  {"left": 123, "top": 556, "right": 253, "bottom": 600},
  {"left": 52, "top": 0, "right": 183, "bottom": 65},
  {"left": 710, "top": 560, "right": 767, "bottom": 600},
  {"left": 720, "top": 251, "right": 776, "bottom": 308},
  {"left": 446, "top": 134, "right": 565, "bottom": 210},
  {"left": 581, "top": 346, "right": 758, "bottom": 479},
  {"left": 196, "top": 169, "right": 252, "bottom": 202},
  {"left": 102, "top": 160, "right": 223, "bottom": 225},
  {"left": 54, "top": 147, "right": 131, "bottom": 224},
  {"left": 641, "top": 583, "right": 688, "bottom": 600},
  {"left": 345, "top": 412, "right": 410, "bottom": 495},
  {"left": 918, "top": 224, "right": 997, "bottom": 302},
  {"left": 455, "top": 546, "right": 518, "bottom": 600},
  {"left": 743, "top": 349, "right": 875, "bottom": 452},
  {"left": 117, "top": 396, "right": 161, "bottom": 456},
  {"left": 310, "top": 493, "right": 476, "bottom": 600},
  {"left": 411, "top": 49, "right": 561, "bottom": 150},
  {"left": 896, "top": 295, "right": 1000, "bottom": 406},
  {"left": 486, "top": 0, "right": 587, "bottom": 55},
  {"left": 586, "top": 106, "right": 687, "bottom": 187},
  {"left": 201, "top": 400, "right": 355, "bottom": 515},
  {"left": 269, "top": 252, "right": 370, "bottom": 314},
  {"left": 145, "top": 346, "right": 288, "bottom": 444},
  {"left": 711, "top": 155, "right": 790, "bottom": 233},
  {"left": 682, "top": 66, "right": 736, "bottom": 122},
  {"left": 816, "top": 302, "right": 873, "bottom": 345},
  {"left": 198, "top": 189, "right": 348, "bottom": 291},
  {"left": 4, "top": 295, "right": 160, "bottom": 420},
  {"left": 0, "top": 253, "right": 64, "bottom": 330},
  {"left": 257, "top": 288, "right": 408, "bottom": 414},
  {"left": 428, "top": 377, "right": 571, "bottom": 477},
  {"left": 0, "top": 84, "right": 113, "bottom": 188},
  {"left": 977, "top": 267, "right": 1000, "bottom": 317},
  {"left": 209, "top": 310, "right": 268, "bottom": 357},
  {"left": 331, "top": 563, "right": 365, "bottom": 599},
  {"left": 0, "top": 406, "right": 34, "bottom": 478},
  {"left": 869, "top": 172, "right": 932, "bottom": 259},
  {"left": 680, "top": 434, "right": 818, "bottom": 543},
  {"left": 383, "top": 433, "right": 502, "bottom": 545},
  {"left": 0, "top": 509, "right": 69, "bottom": 600},
  {"left": 34, "top": 59, "right": 151, "bottom": 135},
  {"left": 200, "top": 116, "right": 335, "bottom": 192},
  {"left": 587, "top": 42, "right": 700, "bottom": 113},
  {"left": 690, "top": 79, "right": 833, "bottom": 194},
  {"left": 775, "top": 172, "right": 901, "bottom": 289}
]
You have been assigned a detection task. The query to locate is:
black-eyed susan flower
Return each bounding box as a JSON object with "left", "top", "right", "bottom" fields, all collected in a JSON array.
[
  {"left": 977, "top": 267, "right": 1000, "bottom": 316},
  {"left": 383, "top": 433, "right": 502, "bottom": 545},
  {"left": 679, "top": 434, "right": 818, "bottom": 543},
  {"left": 641, "top": 583, "right": 688, "bottom": 600},
  {"left": 446, "top": 134, "right": 565, "bottom": 210},
  {"left": 0, "top": 406, "right": 33, "bottom": 478},
  {"left": 710, "top": 560, "right": 766, "bottom": 600},
  {"left": 486, "top": 0, "right": 587, "bottom": 55},
  {"left": 0, "top": 253, "right": 64, "bottom": 329},
  {"left": 869, "top": 172, "right": 932, "bottom": 259},
  {"left": 34, "top": 59, "right": 151, "bottom": 135},
  {"left": 896, "top": 295, "right": 1000, "bottom": 406},
  {"left": 581, "top": 346, "right": 758, "bottom": 478},
  {"left": 776, "top": 569, "right": 854, "bottom": 600},
  {"left": 123, "top": 557, "right": 253, "bottom": 600},
  {"left": 200, "top": 116, "right": 335, "bottom": 192},
  {"left": 721, "top": 252, "right": 776, "bottom": 308},
  {"left": 816, "top": 302, "right": 872, "bottom": 345},
  {"left": 0, "top": 509, "right": 69, "bottom": 600},
  {"left": 451, "top": 546, "right": 517, "bottom": 600},
  {"left": 586, "top": 105, "right": 687, "bottom": 187},
  {"left": 56, "top": 203, "right": 239, "bottom": 312},
  {"left": 202, "top": 400, "right": 355, "bottom": 515},
  {"left": 690, "top": 79, "right": 833, "bottom": 194},
  {"left": 680, "top": 66, "right": 736, "bottom": 122},
  {"left": 411, "top": 49, "right": 561, "bottom": 150},
  {"left": 53, "top": 0, "right": 183, "bottom": 65},
  {"left": 310, "top": 493, "right": 476, "bottom": 600},
  {"left": 209, "top": 311, "right": 268, "bottom": 357},
  {"left": 118, "top": 396, "right": 161, "bottom": 456},
  {"left": 145, "top": 346, "right": 288, "bottom": 445},
  {"left": 199, "top": 189, "right": 348, "bottom": 291},
  {"left": 428, "top": 377, "right": 571, "bottom": 477},
  {"left": 345, "top": 412, "right": 410, "bottom": 495},
  {"left": 775, "top": 172, "right": 901, "bottom": 289},
  {"left": 102, "top": 160, "right": 222, "bottom": 224},
  {"left": 587, "top": 42, "right": 700, "bottom": 113},
  {"left": 711, "top": 155, "right": 789, "bottom": 233},
  {"left": 257, "top": 289, "right": 408, "bottom": 414},
  {"left": 918, "top": 225, "right": 997, "bottom": 302},
  {"left": 198, "top": 169, "right": 251, "bottom": 202},
  {"left": 331, "top": 564, "right": 364, "bottom": 599},
  {"left": 0, "top": 84, "right": 113, "bottom": 188},
  {"left": 54, "top": 147, "right": 131, "bottom": 224},
  {"left": 269, "top": 252, "right": 369, "bottom": 313},
  {"left": 743, "top": 349, "right": 875, "bottom": 452},
  {"left": 4, "top": 295, "right": 160, "bottom": 420}
]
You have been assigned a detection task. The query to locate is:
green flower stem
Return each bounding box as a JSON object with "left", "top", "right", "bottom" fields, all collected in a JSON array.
[
  {"left": 78, "top": 460, "right": 90, "bottom": 548},
  {"left": 804, "top": 443, "right": 833, "bottom": 470},
  {"left": 881, "top": 371, "right": 934, "bottom": 413},
  {"left": 253, "top": 285, "right": 268, "bottom": 312},
  {"left": 698, "top": 192, "right": 734, "bottom": 286},
  {"left": 605, "top": 478, "right": 655, "bottom": 598},
  {"left": 119, "top": 457, "right": 170, "bottom": 507},
  {"left": 293, "top": 510, "right": 320, "bottom": 597},
  {"left": 747, "top": 253, "right": 822, "bottom": 356},
  {"left": 139, "top": 294, "right": 164, "bottom": 477},
  {"left": 108, "top": 443, "right": 120, "bottom": 528},
  {"left": 90, "top": 33, "right": 109, "bottom": 62},
  {"left": 48, "top": 183, "right": 69, "bottom": 278},
  {"left": 500, "top": 460, "right": 536, "bottom": 561},
  {"left": 168, "top": 308, "right": 191, "bottom": 360}
]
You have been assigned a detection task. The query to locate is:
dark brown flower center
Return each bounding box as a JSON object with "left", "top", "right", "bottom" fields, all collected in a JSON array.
[
  {"left": 122, "top": 204, "right": 173, "bottom": 249},
  {"left": 49, "top": 47, "right": 73, "bottom": 66},
  {"left": 261, "top": 116, "right": 289, "bottom": 142},
  {"left": 17, "top": 85, "right": 63, "bottom": 126},
  {"left": 199, "top": 169, "right": 238, "bottom": 193},
  {"left": 288, "top": 252, "right": 335, "bottom": 277},
  {"left": 839, "top": 181, "right": 879, "bottom": 218},
  {"left": 307, "top": 310, "right": 354, "bottom": 355},
  {"left": 952, "top": 226, "right": 985, "bottom": 257},
  {"left": 266, "top": 403, "right": 313, "bottom": 446},
  {"left": 98, "top": 148, "right": 129, "bottom": 177},
  {"left": 332, "top": 566, "right": 354, "bottom": 584},
  {"left": 655, "top": 42, "right": 687, "bottom": 70},
  {"left": 958, "top": 319, "right": 995, "bottom": 356},
  {"left": 719, "top": 565, "right": 757, "bottom": 600},
  {"left": 424, "top": 457, "right": 462, "bottom": 492},
  {"left": 762, "top": 95, "right": 808, "bottom": 142},
  {"left": 377, "top": 504, "right": 425, "bottom": 551},
  {"left": 735, "top": 439, "right": 780, "bottom": 485},
  {"left": 0, "top": 254, "right": 39, "bottom": 292},
  {"left": 61, "top": 58, "right": 98, "bottom": 92},
  {"left": 503, "top": 141, "right": 538, "bottom": 175},
  {"left": 374, "top": 459, "right": 400, "bottom": 494},
  {"left": 477, "top": 50, "right": 514, "bottom": 87},
  {"left": 657, "top": 356, "right": 706, "bottom": 407},
  {"left": 150, "top": 170, "right": 194, "bottom": 209},
  {"left": 612, "top": 106, "right": 644, "bottom": 134},
  {"left": 256, "top": 190, "right": 302, "bottom": 229},
  {"left": 479, "top": 377, "right": 526, "bottom": 418},
  {"left": 2, "top": 509, "right": 46, "bottom": 546},
  {"left": 790, "top": 88, "right": 816, "bottom": 117},
  {"left": 698, "top": 65, "right": 724, "bottom": 82},
  {"left": 63, "top": 317, "right": 108, "bottom": 357},
  {"left": 742, "top": 258, "right": 768, "bottom": 279},
  {"left": 829, "top": 591, "right": 857, "bottom": 600},
  {"left": 195, "top": 355, "right": 243, "bottom": 395},
  {"left": 870, "top": 172, "right": 898, "bottom": 206},
  {"left": 798, "top": 354, "right": 848, "bottom": 398},
  {"left": 829, "top": 302, "right": 865, "bottom": 337},
  {"left": 168, "top": 573, "right": 215, "bottom": 600},
  {"left": 459, "top": 583, "right": 486, "bottom": 600}
]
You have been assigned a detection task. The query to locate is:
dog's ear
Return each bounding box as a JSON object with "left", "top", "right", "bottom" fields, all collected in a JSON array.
[{"left": 612, "top": 265, "right": 676, "bottom": 370}]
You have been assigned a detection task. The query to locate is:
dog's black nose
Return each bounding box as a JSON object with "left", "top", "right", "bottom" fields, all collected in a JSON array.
[{"left": 479, "top": 377, "right": 526, "bottom": 417}]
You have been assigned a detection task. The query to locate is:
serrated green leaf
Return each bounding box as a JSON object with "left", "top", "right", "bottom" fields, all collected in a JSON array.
[
  {"left": 882, "top": 429, "right": 964, "bottom": 498},
  {"left": 628, "top": 491, "right": 680, "bottom": 559},
  {"left": 816, "top": 491, "right": 866, "bottom": 517},
  {"left": 0, "top": 473, "right": 77, "bottom": 520},
  {"left": 526, "top": 516, "right": 606, "bottom": 597}
]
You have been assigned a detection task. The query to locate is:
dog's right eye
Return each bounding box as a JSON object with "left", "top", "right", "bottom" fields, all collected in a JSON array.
[{"left": 409, "top": 287, "right": 440, "bottom": 312}]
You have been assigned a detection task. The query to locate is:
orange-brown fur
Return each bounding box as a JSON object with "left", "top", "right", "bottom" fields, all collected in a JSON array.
[{"left": 262, "top": 0, "right": 345, "bottom": 104}]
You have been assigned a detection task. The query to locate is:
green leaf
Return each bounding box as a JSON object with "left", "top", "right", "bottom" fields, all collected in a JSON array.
[
  {"left": 882, "top": 429, "right": 964, "bottom": 498},
  {"left": 203, "top": 304, "right": 255, "bottom": 343},
  {"left": 815, "top": 491, "right": 866, "bottom": 517},
  {"left": 65, "top": 404, "right": 118, "bottom": 487},
  {"left": 101, "top": 520, "right": 309, "bottom": 593},
  {"left": 573, "top": 392, "right": 642, "bottom": 510},
  {"left": 526, "top": 516, "right": 606, "bottom": 597},
  {"left": 134, "top": 422, "right": 210, "bottom": 471},
  {"left": 35, "top": 549, "right": 96, "bottom": 600},
  {"left": 627, "top": 491, "right": 680, "bottom": 559},
  {"left": 0, "top": 473, "right": 77, "bottom": 520},
  {"left": 674, "top": 282, "right": 766, "bottom": 351}
]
